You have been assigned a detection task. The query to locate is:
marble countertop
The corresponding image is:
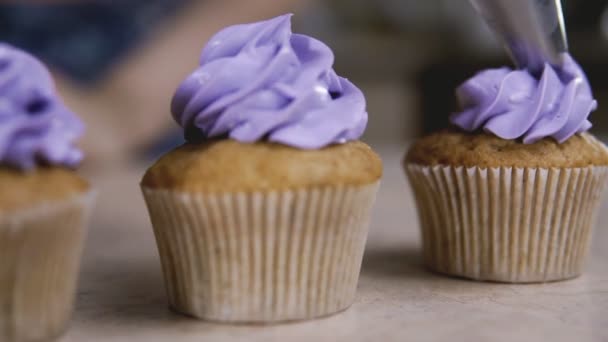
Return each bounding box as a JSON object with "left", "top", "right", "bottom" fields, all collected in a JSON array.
[{"left": 64, "top": 144, "right": 608, "bottom": 342}]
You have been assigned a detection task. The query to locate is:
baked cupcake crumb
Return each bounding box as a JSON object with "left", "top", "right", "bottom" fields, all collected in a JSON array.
[
  {"left": 0, "top": 167, "right": 89, "bottom": 213},
  {"left": 406, "top": 130, "right": 608, "bottom": 168},
  {"left": 142, "top": 140, "right": 383, "bottom": 192}
]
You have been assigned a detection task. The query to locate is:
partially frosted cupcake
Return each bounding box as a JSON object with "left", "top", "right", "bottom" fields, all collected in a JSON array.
[
  {"left": 0, "top": 44, "right": 94, "bottom": 341},
  {"left": 405, "top": 54, "right": 608, "bottom": 283},
  {"left": 141, "top": 14, "right": 382, "bottom": 322}
]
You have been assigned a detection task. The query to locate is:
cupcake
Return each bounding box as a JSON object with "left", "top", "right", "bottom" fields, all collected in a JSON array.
[
  {"left": 405, "top": 54, "right": 608, "bottom": 283},
  {"left": 0, "top": 44, "right": 94, "bottom": 341},
  {"left": 141, "top": 14, "right": 382, "bottom": 322}
]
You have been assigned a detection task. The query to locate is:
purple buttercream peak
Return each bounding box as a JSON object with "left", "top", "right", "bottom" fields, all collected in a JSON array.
[
  {"left": 451, "top": 53, "right": 596, "bottom": 144},
  {"left": 0, "top": 43, "right": 84, "bottom": 170},
  {"left": 171, "top": 14, "right": 367, "bottom": 149}
]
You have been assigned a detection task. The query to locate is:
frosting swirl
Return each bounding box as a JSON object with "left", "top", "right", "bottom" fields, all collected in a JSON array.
[
  {"left": 171, "top": 14, "right": 367, "bottom": 149},
  {"left": 451, "top": 54, "right": 596, "bottom": 144},
  {"left": 0, "top": 43, "right": 84, "bottom": 170}
]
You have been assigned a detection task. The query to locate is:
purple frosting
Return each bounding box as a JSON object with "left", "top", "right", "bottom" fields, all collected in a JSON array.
[
  {"left": 0, "top": 43, "right": 84, "bottom": 170},
  {"left": 171, "top": 14, "right": 367, "bottom": 149},
  {"left": 451, "top": 54, "right": 596, "bottom": 144}
]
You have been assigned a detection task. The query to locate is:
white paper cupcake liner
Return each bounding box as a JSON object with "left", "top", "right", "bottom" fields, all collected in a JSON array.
[
  {"left": 0, "top": 191, "right": 95, "bottom": 342},
  {"left": 142, "top": 182, "right": 379, "bottom": 323},
  {"left": 405, "top": 165, "right": 608, "bottom": 283}
]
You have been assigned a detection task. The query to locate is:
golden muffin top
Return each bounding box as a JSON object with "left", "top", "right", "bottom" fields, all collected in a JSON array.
[
  {"left": 406, "top": 130, "right": 608, "bottom": 168},
  {"left": 142, "top": 140, "right": 383, "bottom": 192},
  {"left": 0, "top": 167, "right": 89, "bottom": 213}
]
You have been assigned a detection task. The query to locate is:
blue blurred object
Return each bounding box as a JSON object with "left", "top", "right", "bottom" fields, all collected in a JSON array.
[{"left": 0, "top": 1, "right": 189, "bottom": 84}]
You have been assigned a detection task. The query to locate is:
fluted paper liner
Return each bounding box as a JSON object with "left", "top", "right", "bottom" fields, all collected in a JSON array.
[
  {"left": 0, "top": 191, "right": 94, "bottom": 342},
  {"left": 142, "top": 182, "right": 379, "bottom": 322},
  {"left": 406, "top": 165, "right": 608, "bottom": 283},
  {"left": 405, "top": 165, "right": 608, "bottom": 283}
]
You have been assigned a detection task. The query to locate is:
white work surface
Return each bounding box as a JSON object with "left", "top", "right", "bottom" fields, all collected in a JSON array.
[{"left": 64, "top": 144, "right": 608, "bottom": 342}]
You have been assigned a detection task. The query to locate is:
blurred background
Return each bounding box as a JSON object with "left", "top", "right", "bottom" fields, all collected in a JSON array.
[{"left": 2, "top": 0, "right": 608, "bottom": 169}]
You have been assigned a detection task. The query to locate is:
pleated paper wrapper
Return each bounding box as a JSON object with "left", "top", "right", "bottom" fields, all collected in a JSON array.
[
  {"left": 0, "top": 191, "right": 95, "bottom": 342},
  {"left": 405, "top": 165, "right": 608, "bottom": 283},
  {"left": 142, "top": 182, "right": 379, "bottom": 323}
]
